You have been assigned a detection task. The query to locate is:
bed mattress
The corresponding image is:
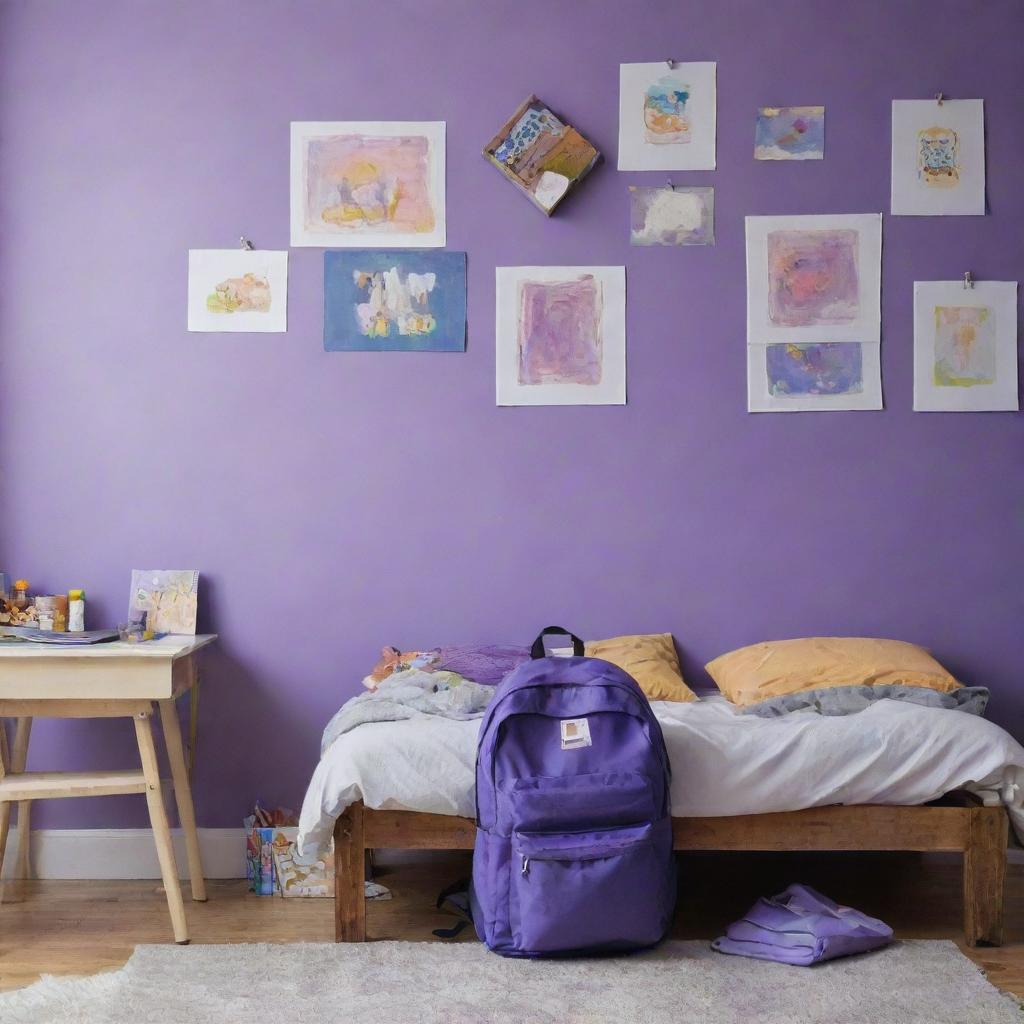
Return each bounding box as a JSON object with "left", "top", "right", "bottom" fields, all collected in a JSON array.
[{"left": 297, "top": 694, "right": 1024, "bottom": 854}]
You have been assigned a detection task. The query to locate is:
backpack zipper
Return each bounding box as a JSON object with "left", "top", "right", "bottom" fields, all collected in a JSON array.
[{"left": 521, "top": 856, "right": 530, "bottom": 876}]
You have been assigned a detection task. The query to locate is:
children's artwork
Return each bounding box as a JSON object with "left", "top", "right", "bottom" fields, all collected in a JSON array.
[
  {"left": 495, "top": 266, "right": 626, "bottom": 406},
  {"left": 187, "top": 250, "right": 287, "bottom": 332},
  {"left": 747, "top": 343, "right": 882, "bottom": 412},
  {"left": 629, "top": 186, "right": 714, "bottom": 246},
  {"left": 290, "top": 121, "right": 445, "bottom": 247},
  {"left": 483, "top": 96, "right": 600, "bottom": 215},
  {"left": 745, "top": 214, "right": 883, "bottom": 412},
  {"left": 891, "top": 100, "right": 985, "bottom": 215},
  {"left": 128, "top": 570, "right": 199, "bottom": 635},
  {"left": 323, "top": 250, "right": 466, "bottom": 352},
  {"left": 746, "top": 214, "right": 882, "bottom": 345},
  {"left": 913, "top": 281, "right": 1018, "bottom": 411},
  {"left": 754, "top": 106, "right": 824, "bottom": 160},
  {"left": 618, "top": 62, "right": 716, "bottom": 170}
]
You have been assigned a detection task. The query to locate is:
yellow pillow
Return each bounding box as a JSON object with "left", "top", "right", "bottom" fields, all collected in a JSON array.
[
  {"left": 585, "top": 633, "right": 697, "bottom": 702},
  {"left": 705, "top": 637, "right": 960, "bottom": 707}
]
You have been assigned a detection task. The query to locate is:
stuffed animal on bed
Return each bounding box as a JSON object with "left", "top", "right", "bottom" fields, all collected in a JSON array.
[{"left": 361, "top": 646, "right": 440, "bottom": 691}]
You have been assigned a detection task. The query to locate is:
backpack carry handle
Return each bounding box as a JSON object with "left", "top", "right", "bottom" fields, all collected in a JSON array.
[{"left": 530, "top": 626, "right": 585, "bottom": 660}]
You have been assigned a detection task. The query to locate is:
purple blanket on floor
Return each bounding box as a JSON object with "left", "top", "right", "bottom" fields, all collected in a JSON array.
[{"left": 712, "top": 884, "right": 893, "bottom": 966}]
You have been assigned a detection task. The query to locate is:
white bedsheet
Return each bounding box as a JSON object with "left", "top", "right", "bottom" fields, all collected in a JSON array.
[{"left": 297, "top": 695, "right": 1024, "bottom": 854}]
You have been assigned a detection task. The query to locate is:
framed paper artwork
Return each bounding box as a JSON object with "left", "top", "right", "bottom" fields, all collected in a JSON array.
[
  {"left": 913, "top": 281, "right": 1018, "bottom": 411},
  {"left": 187, "top": 250, "right": 288, "bottom": 333},
  {"left": 618, "top": 61, "right": 716, "bottom": 171},
  {"left": 754, "top": 106, "right": 825, "bottom": 160},
  {"left": 891, "top": 100, "right": 985, "bottom": 216},
  {"left": 129, "top": 570, "right": 199, "bottom": 635},
  {"left": 290, "top": 121, "right": 446, "bottom": 247},
  {"left": 323, "top": 250, "right": 466, "bottom": 352},
  {"left": 496, "top": 266, "right": 626, "bottom": 406},
  {"left": 745, "top": 214, "right": 883, "bottom": 412},
  {"left": 629, "top": 186, "right": 714, "bottom": 246}
]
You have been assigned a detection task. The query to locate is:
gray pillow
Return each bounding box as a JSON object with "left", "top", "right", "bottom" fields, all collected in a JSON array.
[{"left": 742, "top": 684, "right": 990, "bottom": 719}]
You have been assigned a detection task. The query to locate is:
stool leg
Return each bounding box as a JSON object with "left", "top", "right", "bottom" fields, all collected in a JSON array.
[
  {"left": 134, "top": 710, "right": 189, "bottom": 944},
  {"left": 159, "top": 697, "right": 206, "bottom": 901}
]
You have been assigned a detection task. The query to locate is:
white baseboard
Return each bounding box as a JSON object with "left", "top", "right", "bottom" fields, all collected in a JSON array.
[{"left": 2, "top": 827, "right": 245, "bottom": 880}]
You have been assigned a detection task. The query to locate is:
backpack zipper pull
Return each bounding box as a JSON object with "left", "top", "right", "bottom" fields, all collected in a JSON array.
[{"left": 521, "top": 856, "right": 530, "bottom": 876}]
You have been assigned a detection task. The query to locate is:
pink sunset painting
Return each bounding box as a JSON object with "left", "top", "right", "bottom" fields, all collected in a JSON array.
[
  {"left": 304, "top": 134, "right": 436, "bottom": 236},
  {"left": 766, "top": 228, "right": 859, "bottom": 327},
  {"left": 517, "top": 275, "right": 603, "bottom": 385}
]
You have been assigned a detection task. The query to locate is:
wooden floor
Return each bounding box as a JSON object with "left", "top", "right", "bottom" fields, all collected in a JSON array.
[{"left": 2, "top": 851, "right": 1023, "bottom": 996}]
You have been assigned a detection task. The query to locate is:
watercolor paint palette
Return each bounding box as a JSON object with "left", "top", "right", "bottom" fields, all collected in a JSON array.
[{"left": 483, "top": 96, "right": 600, "bottom": 215}]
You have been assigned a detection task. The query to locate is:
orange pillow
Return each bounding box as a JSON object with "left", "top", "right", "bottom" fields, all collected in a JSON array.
[
  {"left": 705, "top": 637, "right": 960, "bottom": 707},
  {"left": 585, "top": 633, "right": 697, "bottom": 702}
]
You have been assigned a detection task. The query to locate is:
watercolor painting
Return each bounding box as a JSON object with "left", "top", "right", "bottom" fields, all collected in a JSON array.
[
  {"left": 933, "top": 306, "right": 995, "bottom": 386},
  {"left": 748, "top": 343, "right": 881, "bottom": 412},
  {"left": 767, "top": 229, "right": 859, "bottom": 326},
  {"left": 495, "top": 266, "right": 626, "bottom": 405},
  {"left": 913, "top": 281, "right": 1018, "bottom": 411},
  {"left": 754, "top": 106, "right": 824, "bottom": 160},
  {"left": 918, "top": 126, "right": 959, "bottom": 188},
  {"left": 129, "top": 570, "right": 199, "bottom": 635},
  {"left": 618, "top": 62, "right": 716, "bottom": 171},
  {"left": 644, "top": 75, "right": 691, "bottom": 145},
  {"left": 766, "top": 343, "right": 863, "bottom": 396},
  {"left": 291, "top": 121, "right": 445, "bottom": 246},
  {"left": 518, "top": 276, "right": 602, "bottom": 385},
  {"left": 891, "top": 100, "right": 984, "bottom": 215},
  {"left": 483, "top": 97, "right": 600, "bottom": 215},
  {"left": 746, "top": 214, "right": 882, "bottom": 346},
  {"left": 629, "top": 186, "right": 714, "bottom": 246},
  {"left": 187, "top": 249, "right": 288, "bottom": 333},
  {"left": 323, "top": 250, "right": 466, "bottom": 352}
]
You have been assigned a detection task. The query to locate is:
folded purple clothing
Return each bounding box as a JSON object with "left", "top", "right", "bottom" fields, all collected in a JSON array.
[
  {"left": 712, "top": 884, "right": 892, "bottom": 966},
  {"left": 433, "top": 643, "right": 530, "bottom": 685}
]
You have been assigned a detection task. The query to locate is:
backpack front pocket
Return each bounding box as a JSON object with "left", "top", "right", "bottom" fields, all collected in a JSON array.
[{"left": 510, "top": 822, "right": 671, "bottom": 954}]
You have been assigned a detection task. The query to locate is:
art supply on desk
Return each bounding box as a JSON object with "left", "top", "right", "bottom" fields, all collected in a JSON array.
[
  {"left": 19, "top": 628, "right": 118, "bottom": 645},
  {"left": 68, "top": 589, "right": 86, "bottom": 631},
  {"left": 35, "top": 594, "right": 68, "bottom": 632},
  {"left": 6, "top": 579, "right": 38, "bottom": 626}
]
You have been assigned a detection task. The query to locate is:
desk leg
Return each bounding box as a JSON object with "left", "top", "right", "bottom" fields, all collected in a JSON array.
[
  {"left": 134, "top": 710, "right": 189, "bottom": 944},
  {"left": 159, "top": 697, "right": 207, "bottom": 902},
  {"left": 12, "top": 718, "right": 33, "bottom": 879},
  {"left": 0, "top": 721, "right": 10, "bottom": 882}
]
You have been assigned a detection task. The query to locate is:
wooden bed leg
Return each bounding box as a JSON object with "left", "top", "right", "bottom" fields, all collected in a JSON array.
[
  {"left": 963, "top": 805, "right": 1007, "bottom": 947},
  {"left": 335, "top": 801, "right": 366, "bottom": 942}
]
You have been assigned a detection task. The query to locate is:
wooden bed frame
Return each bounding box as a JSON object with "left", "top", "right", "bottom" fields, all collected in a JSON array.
[{"left": 333, "top": 799, "right": 1007, "bottom": 946}]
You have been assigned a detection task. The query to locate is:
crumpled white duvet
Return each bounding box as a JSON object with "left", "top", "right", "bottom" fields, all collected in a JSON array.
[{"left": 297, "top": 694, "right": 1024, "bottom": 855}]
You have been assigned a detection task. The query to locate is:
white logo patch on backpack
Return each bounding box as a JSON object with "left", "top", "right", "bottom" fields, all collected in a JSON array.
[{"left": 560, "top": 718, "right": 592, "bottom": 750}]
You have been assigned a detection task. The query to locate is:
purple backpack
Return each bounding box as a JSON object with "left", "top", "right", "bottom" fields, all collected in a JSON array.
[{"left": 471, "top": 628, "right": 675, "bottom": 956}]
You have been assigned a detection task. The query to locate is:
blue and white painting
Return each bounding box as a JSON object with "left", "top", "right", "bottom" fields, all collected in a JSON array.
[
  {"left": 324, "top": 250, "right": 466, "bottom": 351},
  {"left": 754, "top": 106, "right": 825, "bottom": 160}
]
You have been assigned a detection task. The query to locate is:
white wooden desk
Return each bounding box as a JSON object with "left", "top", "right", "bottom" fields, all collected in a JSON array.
[{"left": 0, "top": 634, "right": 216, "bottom": 943}]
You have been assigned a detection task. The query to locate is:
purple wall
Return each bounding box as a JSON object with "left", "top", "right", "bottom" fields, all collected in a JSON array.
[{"left": 1, "top": 0, "right": 1022, "bottom": 829}]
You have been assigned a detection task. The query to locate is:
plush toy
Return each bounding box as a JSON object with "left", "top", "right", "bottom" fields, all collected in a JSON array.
[{"left": 361, "top": 646, "right": 440, "bottom": 691}]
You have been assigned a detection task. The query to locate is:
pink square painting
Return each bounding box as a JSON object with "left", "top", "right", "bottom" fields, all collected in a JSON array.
[
  {"left": 518, "top": 276, "right": 603, "bottom": 385},
  {"left": 766, "top": 229, "right": 859, "bottom": 327}
]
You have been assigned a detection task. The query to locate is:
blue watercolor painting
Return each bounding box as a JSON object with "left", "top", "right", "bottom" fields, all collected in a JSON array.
[
  {"left": 766, "top": 342, "right": 863, "bottom": 396},
  {"left": 324, "top": 250, "right": 466, "bottom": 352},
  {"left": 754, "top": 106, "right": 825, "bottom": 160}
]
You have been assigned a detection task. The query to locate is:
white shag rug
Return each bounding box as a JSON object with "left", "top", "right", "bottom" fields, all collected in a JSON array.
[{"left": 0, "top": 940, "right": 1020, "bottom": 1024}]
